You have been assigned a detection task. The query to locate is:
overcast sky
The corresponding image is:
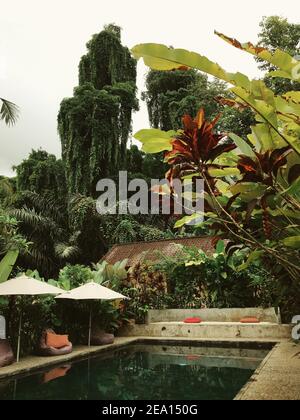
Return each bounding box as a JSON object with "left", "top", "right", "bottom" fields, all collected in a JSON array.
[{"left": 0, "top": 0, "right": 299, "bottom": 176}]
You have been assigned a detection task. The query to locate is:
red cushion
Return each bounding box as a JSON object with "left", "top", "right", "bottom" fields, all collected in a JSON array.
[
  {"left": 46, "top": 332, "right": 71, "bottom": 349},
  {"left": 183, "top": 317, "right": 202, "bottom": 324},
  {"left": 240, "top": 317, "right": 260, "bottom": 324}
]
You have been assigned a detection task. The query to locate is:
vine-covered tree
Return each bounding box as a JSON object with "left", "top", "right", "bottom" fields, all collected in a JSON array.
[
  {"left": 142, "top": 69, "right": 200, "bottom": 130},
  {"left": 58, "top": 24, "right": 138, "bottom": 196},
  {"left": 14, "top": 149, "right": 66, "bottom": 200},
  {"left": 142, "top": 69, "right": 254, "bottom": 138}
]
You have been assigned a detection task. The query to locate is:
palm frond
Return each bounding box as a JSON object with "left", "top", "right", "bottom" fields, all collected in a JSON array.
[
  {"left": 9, "top": 207, "right": 60, "bottom": 236},
  {"left": 0, "top": 98, "right": 19, "bottom": 126},
  {"left": 54, "top": 243, "right": 80, "bottom": 260},
  {"left": 16, "top": 191, "right": 67, "bottom": 226}
]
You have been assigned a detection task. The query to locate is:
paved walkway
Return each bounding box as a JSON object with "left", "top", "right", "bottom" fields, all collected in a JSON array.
[
  {"left": 236, "top": 341, "right": 300, "bottom": 400},
  {"left": 0, "top": 337, "right": 136, "bottom": 379}
]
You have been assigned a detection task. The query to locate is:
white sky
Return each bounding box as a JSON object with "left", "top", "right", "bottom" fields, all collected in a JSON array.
[{"left": 0, "top": 0, "right": 299, "bottom": 176}]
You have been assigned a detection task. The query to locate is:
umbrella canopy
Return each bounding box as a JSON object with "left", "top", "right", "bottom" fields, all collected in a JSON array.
[
  {"left": 0, "top": 275, "right": 63, "bottom": 296},
  {"left": 56, "top": 282, "right": 128, "bottom": 347},
  {"left": 0, "top": 275, "right": 63, "bottom": 362},
  {"left": 56, "top": 281, "right": 127, "bottom": 301}
]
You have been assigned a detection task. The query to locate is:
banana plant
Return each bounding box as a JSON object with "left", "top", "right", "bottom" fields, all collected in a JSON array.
[
  {"left": 0, "top": 250, "right": 19, "bottom": 283},
  {"left": 93, "top": 259, "right": 128, "bottom": 288}
]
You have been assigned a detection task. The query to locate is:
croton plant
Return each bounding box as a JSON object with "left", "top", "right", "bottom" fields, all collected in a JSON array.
[{"left": 132, "top": 32, "right": 300, "bottom": 282}]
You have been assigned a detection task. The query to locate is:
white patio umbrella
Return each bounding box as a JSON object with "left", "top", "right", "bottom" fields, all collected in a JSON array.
[
  {"left": 0, "top": 275, "right": 63, "bottom": 362},
  {"left": 56, "top": 282, "right": 128, "bottom": 347}
]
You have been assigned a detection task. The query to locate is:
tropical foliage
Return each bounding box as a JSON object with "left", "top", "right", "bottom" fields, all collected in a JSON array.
[
  {"left": 132, "top": 32, "right": 300, "bottom": 299},
  {"left": 1, "top": 20, "right": 300, "bottom": 354},
  {"left": 155, "top": 242, "right": 276, "bottom": 310},
  {"left": 0, "top": 210, "right": 28, "bottom": 283}
]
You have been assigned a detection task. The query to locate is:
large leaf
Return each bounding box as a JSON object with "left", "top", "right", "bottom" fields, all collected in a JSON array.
[
  {"left": 230, "top": 183, "right": 268, "bottom": 202},
  {"left": 215, "top": 31, "right": 300, "bottom": 82},
  {"left": 134, "top": 129, "right": 175, "bottom": 153},
  {"left": 0, "top": 250, "right": 19, "bottom": 283},
  {"left": 215, "top": 180, "right": 231, "bottom": 195},
  {"left": 248, "top": 123, "right": 286, "bottom": 152},
  {"left": 229, "top": 133, "right": 255, "bottom": 157},
  {"left": 283, "top": 92, "right": 300, "bottom": 103},
  {"left": 131, "top": 43, "right": 251, "bottom": 90},
  {"left": 174, "top": 213, "right": 204, "bottom": 228},
  {"left": 279, "top": 176, "right": 300, "bottom": 197}
]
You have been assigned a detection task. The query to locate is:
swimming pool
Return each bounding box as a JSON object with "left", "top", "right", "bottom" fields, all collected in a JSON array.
[{"left": 0, "top": 342, "right": 271, "bottom": 400}]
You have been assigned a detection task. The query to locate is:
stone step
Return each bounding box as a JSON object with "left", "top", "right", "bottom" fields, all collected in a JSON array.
[{"left": 120, "top": 322, "right": 292, "bottom": 340}]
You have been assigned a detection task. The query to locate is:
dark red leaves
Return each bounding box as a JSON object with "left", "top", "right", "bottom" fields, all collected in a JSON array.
[
  {"left": 165, "top": 108, "right": 232, "bottom": 167},
  {"left": 237, "top": 147, "right": 292, "bottom": 186}
]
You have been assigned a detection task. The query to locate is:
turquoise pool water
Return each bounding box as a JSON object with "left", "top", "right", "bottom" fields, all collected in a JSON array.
[{"left": 0, "top": 343, "right": 269, "bottom": 400}]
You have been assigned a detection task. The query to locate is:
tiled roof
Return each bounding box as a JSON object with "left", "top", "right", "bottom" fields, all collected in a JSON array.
[{"left": 102, "top": 236, "right": 215, "bottom": 266}]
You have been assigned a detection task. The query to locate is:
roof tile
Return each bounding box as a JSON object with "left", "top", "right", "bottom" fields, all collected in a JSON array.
[{"left": 103, "top": 236, "right": 215, "bottom": 266}]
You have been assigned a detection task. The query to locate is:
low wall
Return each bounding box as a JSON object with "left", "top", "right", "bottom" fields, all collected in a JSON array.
[
  {"left": 146, "top": 308, "right": 281, "bottom": 324},
  {"left": 120, "top": 322, "right": 291, "bottom": 340}
]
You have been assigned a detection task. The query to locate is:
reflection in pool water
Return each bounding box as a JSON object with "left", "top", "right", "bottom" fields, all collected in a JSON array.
[{"left": 0, "top": 344, "right": 270, "bottom": 400}]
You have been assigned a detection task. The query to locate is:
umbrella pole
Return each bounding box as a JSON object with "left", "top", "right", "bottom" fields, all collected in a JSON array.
[
  {"left": 88, "top": 304, "right": 92, "bottom": 347},
  {"left": 16, "top": 309, "right": 22, "bottom": 363}
]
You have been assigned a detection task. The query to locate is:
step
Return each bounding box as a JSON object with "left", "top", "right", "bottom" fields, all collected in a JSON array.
[{"left": 120, "top": 322, "right": 292, "bottom": 340}]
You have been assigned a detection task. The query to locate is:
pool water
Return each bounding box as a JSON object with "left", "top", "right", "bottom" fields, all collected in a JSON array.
[{"left": 0, "top": 344, "right": 269, "bottom": 400}]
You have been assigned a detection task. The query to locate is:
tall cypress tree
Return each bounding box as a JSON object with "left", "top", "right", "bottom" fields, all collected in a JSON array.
[{"left": 58, "top": 24, "right": 138, "bottom": 196}]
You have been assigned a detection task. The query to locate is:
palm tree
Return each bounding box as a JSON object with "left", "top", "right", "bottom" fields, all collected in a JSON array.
[
  {"left": 0, "top": 97, "right": 19, "bottom": 126},
  {"left": 9, "top": 191, "right": 80, "bottom": 278}
]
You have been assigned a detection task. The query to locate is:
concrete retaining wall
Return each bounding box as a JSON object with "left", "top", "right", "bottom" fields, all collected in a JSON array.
[
  {"left": 146, "top": 308, "right": 281, "bottom": 324},
  {"left": 120, "top": 322, "right": 291, "bottom": 340}
]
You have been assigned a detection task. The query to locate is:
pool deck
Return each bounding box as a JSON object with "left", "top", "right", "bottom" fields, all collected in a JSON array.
[
  {"left": 0, "top": 336, "right": 299, "bottom": 400},
  {"left": 235, "top": 340, "right": 300, "bottom": 400}
]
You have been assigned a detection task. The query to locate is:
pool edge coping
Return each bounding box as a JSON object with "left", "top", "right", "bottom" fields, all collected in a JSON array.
[
  {"left": 2, "top": 336, "right": 298, "bottom": 400},
  {"left": 0, "top": 336, "right": 280, "bottom": 381}
]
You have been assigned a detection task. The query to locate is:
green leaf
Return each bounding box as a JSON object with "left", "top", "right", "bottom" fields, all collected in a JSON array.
[
  {"left": 248, "top": 123, "right": 286, "bottom": 152},
  {"left": 131, "top": 43, "right": 251, "bottom": 90},
  {"left": 215, "top": 31, "right": 300, "bottom": 82},
  {"left": 213, "top": 151, "right": 239, "bottom": 167},
  {"left": 231, "top": 87, "right": 278, "bottom": 127},
  {"left": 230, "top": 183, "right": 268, "bottom": 202},
  {"left": 185, "top": 260, "right": 204, "bottom": 267},
  {"left": 279, "top": 176, "right": 300, "bottom": 197},
  {"left": 281, "top": 236, "right": 300, "bottom": 249},
  {"left": 229, "top": 133, "right": 255, "bottom": 157},
  {"left": 283, "top": 91, "right": 300, "bottom": 103},
  {"left": 216, "top": 240, "right": 225, "bottom": 254},
  {"left": 134, "top": 129, "right": 175, "bottom": 153},
  {"left": 0, "top": 250, "right": 19, "bottom": 283},
  {"left": 174, "top": 213, "right": 204, "bottom": 228},
  {"left": 208, "top": 167, "right": 240, "bottom": 177},
  {"left": 215, "top": 180, "right": 231, "bottom": 195},
  {"left": 237, "top": 250, "right": 264, "bottom": 272},
  {"left": 269, "top": 208, "right": 300, "bottom": 220}
]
